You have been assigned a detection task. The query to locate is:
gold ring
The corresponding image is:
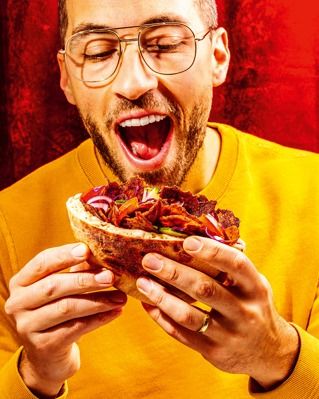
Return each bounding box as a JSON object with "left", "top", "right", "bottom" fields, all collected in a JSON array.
[{"left": 197, "top": 313, "right": 211, "bottom": 334}]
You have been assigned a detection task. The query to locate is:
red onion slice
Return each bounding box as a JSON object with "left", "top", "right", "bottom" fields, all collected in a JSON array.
[
  {"left": 87, "top": 195, "right": 113, "bottom": 205},
  {"left": 88, "top": 202, "right": 109, "bottom": 212},
  {"left": 86, "top": 195, "right": 113, "bottom": 212},
  {"left": 205, "top": 214, "right": 223, "bottom": 234}
]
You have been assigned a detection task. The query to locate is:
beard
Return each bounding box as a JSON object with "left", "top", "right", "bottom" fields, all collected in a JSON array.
[{"left": 78, "top": 91, "right": 211, "bottom": 187}]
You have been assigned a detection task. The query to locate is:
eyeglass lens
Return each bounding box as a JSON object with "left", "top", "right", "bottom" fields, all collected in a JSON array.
[{"left": 66, "top": 24, "right": 196, "bottom": 82}]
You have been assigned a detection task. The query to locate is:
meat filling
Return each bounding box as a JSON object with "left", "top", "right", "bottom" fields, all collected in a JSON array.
[{"left": 81, "top": 177, "right": 241, "bottom": 244}]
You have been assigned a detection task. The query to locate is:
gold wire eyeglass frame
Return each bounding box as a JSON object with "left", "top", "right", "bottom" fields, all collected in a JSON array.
[{"left": 59, "top": 22, "right": 214, "bottom": 83}]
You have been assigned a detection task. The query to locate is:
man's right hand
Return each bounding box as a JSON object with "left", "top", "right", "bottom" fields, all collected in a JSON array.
[{"left": 4, "top": 243, "right": 127, "bottom": 398}]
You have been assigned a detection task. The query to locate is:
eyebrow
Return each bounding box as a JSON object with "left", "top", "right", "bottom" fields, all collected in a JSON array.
[{"left": 71, "top": 14, "right": 189, "bottom": 35}]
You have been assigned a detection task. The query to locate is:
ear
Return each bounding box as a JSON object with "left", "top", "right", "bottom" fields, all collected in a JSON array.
[
  {"left": 211, "top": 28, "right": 230, "bottom": 87},
  {"left": 57, "top": 52, "right": 76, "bottom": 105}
]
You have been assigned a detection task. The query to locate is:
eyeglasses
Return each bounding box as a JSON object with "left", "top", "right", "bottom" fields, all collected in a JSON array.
[{"left": 59, "top": 22, "right": 214, "bottom": 83}]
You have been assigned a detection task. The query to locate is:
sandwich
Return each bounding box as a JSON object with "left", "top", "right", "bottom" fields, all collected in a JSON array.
[{"left": 67, "top": 177, "right": 245, "bottom": 302}]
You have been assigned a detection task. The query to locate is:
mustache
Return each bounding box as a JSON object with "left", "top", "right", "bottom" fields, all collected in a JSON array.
[{"left": 104, "top": 92, "right": 181, "bottom": 126}]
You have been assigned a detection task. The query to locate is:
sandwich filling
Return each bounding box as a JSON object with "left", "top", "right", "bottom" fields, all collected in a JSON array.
[{"left": 81, "top": 177, "right": 241, "bottom": 245}]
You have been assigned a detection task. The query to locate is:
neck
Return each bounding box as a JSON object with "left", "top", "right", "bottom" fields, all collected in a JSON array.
[{"left": 181, "top": 126, "right": 221, "bottom": 193}]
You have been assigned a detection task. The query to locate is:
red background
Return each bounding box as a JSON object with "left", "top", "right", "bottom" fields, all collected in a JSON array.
[{"left": 0, "top": 0, "right": 318, "bottom": 190}]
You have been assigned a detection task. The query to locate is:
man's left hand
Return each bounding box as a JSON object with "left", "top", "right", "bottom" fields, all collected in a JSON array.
[{"left": 136, "top": 236, "right": 299, "bottom": 389}]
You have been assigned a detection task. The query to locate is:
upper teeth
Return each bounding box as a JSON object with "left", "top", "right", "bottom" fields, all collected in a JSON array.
[{"left": 119, "top": 115, "right": 166, "bottom": 128}]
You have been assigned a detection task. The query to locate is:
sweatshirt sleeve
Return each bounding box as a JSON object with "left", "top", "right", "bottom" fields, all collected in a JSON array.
[
  {"left": 249, "top": 293, "right": 319, "bottom": 398},
  {"left": 0, "top": 210, "right": 68, "bottom": 399},
  {"left": 0, "top": 347, "right": 68, "bottom": 399}
]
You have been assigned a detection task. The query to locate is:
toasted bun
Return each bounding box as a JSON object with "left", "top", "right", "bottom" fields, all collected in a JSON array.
[{"left": 67, "top": 194, "right": 245, "bottom": 303}]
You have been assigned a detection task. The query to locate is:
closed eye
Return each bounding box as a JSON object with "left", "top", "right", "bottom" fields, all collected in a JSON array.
[
  {"left": 145, "top": 43, "right": 181, "bottom": 53},
  {"left": 84, "top": 48, "right": 118, "bottom": 62}
]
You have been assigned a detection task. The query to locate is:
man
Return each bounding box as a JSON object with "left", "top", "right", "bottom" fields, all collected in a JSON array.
[{"left": 0, "top": 0, "right": 319, "bottom": 398}]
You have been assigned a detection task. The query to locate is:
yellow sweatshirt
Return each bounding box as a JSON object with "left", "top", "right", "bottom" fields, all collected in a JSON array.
[{"left": 0, "top": 124, "right": 319, "bottom": 399}]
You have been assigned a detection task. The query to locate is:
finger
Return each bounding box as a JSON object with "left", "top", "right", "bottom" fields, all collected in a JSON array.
[
  {"left": 142, "top": 253, "right": 238, "bottom": 317},
  {"left": 69, "top": 254, "right": 106, "bottom": 273},
  {"left": 69, "top": 262, "right": 96, "bottom": 273},
  {"left": 142, "top": 303, "right": 238, "bottom": 354},
  {"left": 12, "top": 243, "right": 90, "bottom": 288},
  {"left": 32, "top": 309, "right": 123, "bottom": 350},
  {"left": 137, "top": 277, "right": 211, "bottom": 332},
  {"left": 5, "top": 269, "right": 115, "bottom": 312},
  {"left": 16, "top": 291, "right": 127, "bottom": 332},
  {"left": 183, "top": 236, "right": 260, "bottom": 292},
  {"left": 141, "top": 303, "right": 212, "bottom": 354},
  {"left": 142, "top": 303, "right": 239, "bottom": 362}
]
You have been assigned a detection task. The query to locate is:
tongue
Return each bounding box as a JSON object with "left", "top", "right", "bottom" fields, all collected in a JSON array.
[
  {"left": 131, "top": 141, "right": 159, "bottom": 160},
  {"left": 122, "top": 119, "right": 169, "bottom": 160}
]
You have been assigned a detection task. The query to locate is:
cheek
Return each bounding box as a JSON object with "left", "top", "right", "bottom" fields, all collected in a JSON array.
[
  {"left": 161, "top": 69, "right": 213, "bottom": 113},
  {"left": 71, "top": 82, "right": 110, "bottom": 119}
]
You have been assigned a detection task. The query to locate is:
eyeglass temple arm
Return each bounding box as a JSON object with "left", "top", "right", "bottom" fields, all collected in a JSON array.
[{"left": 195, "top": 26, "right": 215, "bottom": 42}]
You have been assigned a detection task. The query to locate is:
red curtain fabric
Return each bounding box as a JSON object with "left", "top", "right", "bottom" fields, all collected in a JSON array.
[
  {"left": 0, "top": 0, "right": 318, "bottom": 190},
  {"left": 214, "top": 0, "right": 319, "bottom": 150}
]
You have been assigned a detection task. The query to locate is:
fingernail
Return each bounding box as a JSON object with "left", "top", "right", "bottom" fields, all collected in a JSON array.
[
  {"left": 184, "top": 237, "right": 203, "bottom": 252},
  {"left": 95, "top": 270, "right": 113, "bottom": 284},
  {"left": 71, "top": 243, "right": 87, "bottom": 258},
  {"left": 143, "top": 254, "right": 163, "bottom": 271},
  {"left": 137, "top": 278, "right": 153, "bottom": 295}
]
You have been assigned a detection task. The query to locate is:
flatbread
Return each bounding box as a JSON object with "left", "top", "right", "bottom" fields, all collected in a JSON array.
[{"left": 67, "top": 194, "right": 244, "bottom": 302}]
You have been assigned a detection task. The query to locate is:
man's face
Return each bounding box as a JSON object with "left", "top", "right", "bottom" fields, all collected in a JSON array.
[{"left": 59, "top": 0, "right": 228, "bottom": 186}]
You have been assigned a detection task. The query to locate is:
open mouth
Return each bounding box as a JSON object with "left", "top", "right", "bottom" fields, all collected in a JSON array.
[{"left": 116, "top": 115, "right": 173, "bottom": 166}]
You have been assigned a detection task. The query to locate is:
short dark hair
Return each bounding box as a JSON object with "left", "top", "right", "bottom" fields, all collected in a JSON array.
[
  {"left": 195, "top": 0, "right": 218, "bottom": 29},
  {"left": 58, "top": 0, "right": 68, "bottom": 46},
  {"left": 58, "top": 0, "right": 217, "bottom": 46}
]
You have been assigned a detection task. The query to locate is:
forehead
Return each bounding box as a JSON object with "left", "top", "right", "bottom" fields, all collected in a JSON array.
[{"left": 66, "top": 0, "right": 203, "bottom": 36}]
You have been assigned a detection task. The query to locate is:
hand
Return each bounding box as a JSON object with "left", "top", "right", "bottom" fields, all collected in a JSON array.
[
  {"left": 136, "top": 236, "right": 299, "bottom": 389},
  {"left": 5, "top": 243, "right": 127, "bottom": 397}
]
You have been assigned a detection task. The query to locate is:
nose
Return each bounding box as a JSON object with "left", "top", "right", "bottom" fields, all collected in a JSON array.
[{"left": 111, "top": 43, "right": 158, "bottom": 100}]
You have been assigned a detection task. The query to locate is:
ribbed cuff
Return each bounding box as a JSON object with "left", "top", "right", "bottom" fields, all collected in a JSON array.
[
  {"left": 249, "top": 325, "right": 319, "bottom": 398},
  {"left": 0, "top": 347, "right": 68, "bottom": 399}
]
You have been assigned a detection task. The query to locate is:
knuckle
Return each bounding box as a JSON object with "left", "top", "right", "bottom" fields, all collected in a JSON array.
[
  {"left": 8, "top": 276, "right": 17, "bottom": 291},
  {"left": 33, "top": 333, "right": 52, "bottom": 352},
  {"left": 151, "top": 289, "right": 165, "bottom": 308},
  {"left": 258, "top": 274, "right": 272, "bottom": 299},
  {"left": 4, "top": 298, "right": 14, "bottom": 315},
  {"left": 150, "top": 308, "right": 162, "bottom": 324},
  {"left": 16, "top": 317, "right": 30, "bottom": 336},
  {"left": 166, "top": 324, "right": 182, "bottom": 340},
  {"left": 34, "top": 247, "right": 70, "bottom": 275},
  {"left": 177, "top": 309, "right": 195, "bottom": 327},
  {"left": 53, "top": 249, "right": 70, "bottom": 269},
  {"left": 233, "top": 252, "right": 247, "bottom": 274},
  {"left": 208, "top": 242, "right": 222, "bottom": 260},
  {"left": 76, "top": 273, "right": 91, "bottom": 288},
  {"left": 239, "top": 304, "right": 260, "bottom": 326},
  {"left": 196, "top": 280, "right": 216, "bottom": 300},
  {"left": 33, "top": 251, "right": 47, "bottom": 275},
  {"left": 244, "top": 306, "right": 256, "bottom": 321},
  {"left": 64, "top": 318, "right": 84, "bottom": 334},
  {"left": 5, "top": 292, "right": 23, "bottom": 314},
  {"left": 166, "top": 266, "right": 180, "bottom": 283},
  {"left": 57, "top": 298, "right": 75, "bottom": 316},
  {"left": 41, "top": 279, "right": 57, "bottom": 299},
  {"left": 235, "top": 302, "right": 248, "bottom": 319}
]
